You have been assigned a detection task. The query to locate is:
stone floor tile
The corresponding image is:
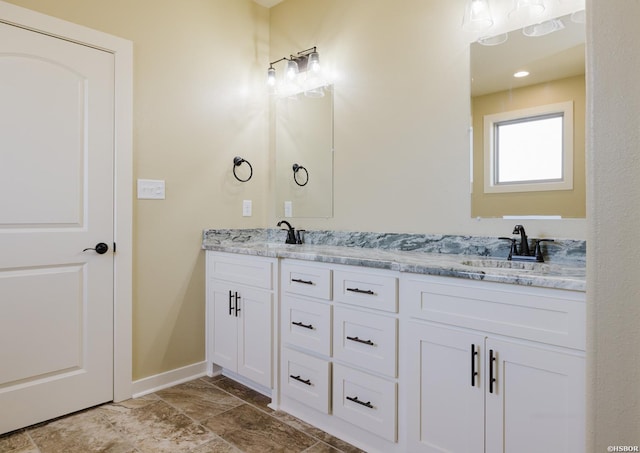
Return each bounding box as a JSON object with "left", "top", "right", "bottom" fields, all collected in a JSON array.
[
  {"left": 203, "top": 404, "right": 315, "bottom": 453},
  {"left": 157, "top": 379, "right": 243, "bottom": 422},
  {"left": 100, "top": 399, "right": 215, "bottom": 453},
  {"left": 209, "top": 377, "right": 273, "bottom": 413},
  {"left": 0, "top": 430, "right": 39, "bottom": 453},
  {"left": 28, "top": 409, "right": 135, "bottom": 453}
]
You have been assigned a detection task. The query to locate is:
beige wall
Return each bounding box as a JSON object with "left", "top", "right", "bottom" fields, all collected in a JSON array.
[
  {"left": 268, "top": 0, "right": 587, "bottom": 240},
  {"left": 587, "top": 0, "right": 640, "bottom": 449},
  {"left": 4, "top": 0, "right": 270, "bottom": 380},
  {"left": 471, "top": 75, "right": 586, "bottom": 218},
  {"left": 6, "top": 0, "right": 589, "bottom": 383}
]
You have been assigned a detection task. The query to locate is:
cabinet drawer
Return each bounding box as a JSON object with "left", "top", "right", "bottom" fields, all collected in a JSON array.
[
  {"left": 333, "top": 269, "right": 398, "bottom": 313},
  {"left": 282, "top": 295, "right": 332, "bottom": 356},
  {"left": 332, "top": 363, "right": 397, "bottom": 442},
  {"left": 333, "top": 306, "right": 397, "bottom": 377},
  {"left": 207, "top": 252, "right": 273, "bottom": 290},
  {"left": 281, "top": 261, "right": 332, "bottom": 300},
  {"left": 282, "top": 348, "right": 331, "bottom": 414},
  {"left": 403, "top": 275, "right": 586, "bottom": 350}
]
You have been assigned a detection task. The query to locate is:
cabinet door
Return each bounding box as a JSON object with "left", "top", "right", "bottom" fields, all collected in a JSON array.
[
  {"left": 485, "top": 338, "right": 585, "bottom": 453},
  {"left": 237, "top": 286, "right": 273, "bottom": 388},
  {"left": 210, "top": 283, "right": 238, "bottom": 371},
  {"left": 407, "top": 322, "right": 485, "bottom": 453}
]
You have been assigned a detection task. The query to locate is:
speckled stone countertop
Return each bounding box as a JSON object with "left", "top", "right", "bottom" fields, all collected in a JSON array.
[{"left": 202, "top": 229, "right": 586, "bottom": 292}]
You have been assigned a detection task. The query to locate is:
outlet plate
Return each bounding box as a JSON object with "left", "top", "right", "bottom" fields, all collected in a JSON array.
[
  {"left": 137, "top": 179, "right": 165, "bottom": 199},
  {"left": 284, "top": 201, "right": 293, "bottom": 217},
  {"left": 243, "top": 200, "right": 252, "bottom": 217}
]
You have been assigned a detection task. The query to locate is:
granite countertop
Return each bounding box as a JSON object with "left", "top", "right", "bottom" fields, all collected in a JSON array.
[{"left": 202, "top": 229, "right": 586, "bottom": 292}]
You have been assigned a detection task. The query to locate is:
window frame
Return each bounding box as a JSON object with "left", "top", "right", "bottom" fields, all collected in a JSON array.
[{"left": 483, "top": 101, "right": 574, "bottom": 193}]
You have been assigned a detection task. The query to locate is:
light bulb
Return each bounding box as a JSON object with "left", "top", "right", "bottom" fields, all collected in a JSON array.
[
  {"left": 509, "top": 0, "right": 546, "bottom": 20},
  {"left": 267, "top": 67, "right": 276, "bottom": 87},
  {"left": 463, "top": 0, "right": 494, "bottom": 33},
  {"left": 286, "top": 59, "right": 298, "bottom": 80},
  {"left": 308, "top": 51, "right": 320, "bottom": 73}
]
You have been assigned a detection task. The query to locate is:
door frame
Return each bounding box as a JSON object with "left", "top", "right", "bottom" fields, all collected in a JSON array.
[{"left": 0, "top": 1, "right": 133, "bottom": 402}]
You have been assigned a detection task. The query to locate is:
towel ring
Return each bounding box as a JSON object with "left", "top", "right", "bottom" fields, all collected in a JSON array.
[
  {"left": 233, "top": 157, "right": 253, "bottom": 182},
  {"left": 292, "top": 163, "right": 309, "bottom": 187}
]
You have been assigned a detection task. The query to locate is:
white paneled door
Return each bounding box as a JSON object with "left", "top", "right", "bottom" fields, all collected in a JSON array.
[{"left": 0, "top": 21, "right": 115, "bottom": 434}]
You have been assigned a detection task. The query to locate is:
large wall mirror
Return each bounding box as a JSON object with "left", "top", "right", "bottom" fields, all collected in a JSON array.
[
  {"left": 275, "top": 85, "right": 334, "bottom": 218},
  {"left": 470, "top": 2, "right": 586, "bottom": 218}
]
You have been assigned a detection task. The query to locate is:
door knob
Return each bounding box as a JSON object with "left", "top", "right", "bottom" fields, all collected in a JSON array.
[{"left": 83, "top": 242, "right": 109, "bottom": 254}]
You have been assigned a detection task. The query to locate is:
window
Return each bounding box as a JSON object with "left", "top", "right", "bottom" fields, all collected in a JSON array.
[{"left": 483, "top": 101, "right": 574, "bottom": 193}]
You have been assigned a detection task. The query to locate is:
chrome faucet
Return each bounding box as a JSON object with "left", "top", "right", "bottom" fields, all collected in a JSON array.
[
  {"left": 277, "top": 220, "right": 298, "bottom": 244},
  {"left": 500, "top": 224, "right": 554, "bottom": 262}
]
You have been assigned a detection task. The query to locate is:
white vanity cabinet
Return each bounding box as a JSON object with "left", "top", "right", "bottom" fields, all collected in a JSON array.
[
  {"left": 403, "top": 274, "right": 586, "bottom": 453},
  {"left": 279, "top": 259, "right": 400, "bottom": 450},
  {"left": 205, "top": 251, "right": 276, "bottom": 389}
]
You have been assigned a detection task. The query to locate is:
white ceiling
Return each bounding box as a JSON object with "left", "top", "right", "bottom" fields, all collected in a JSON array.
[{"left": 253, "top": 0, "right": 284, "bottom": 8}]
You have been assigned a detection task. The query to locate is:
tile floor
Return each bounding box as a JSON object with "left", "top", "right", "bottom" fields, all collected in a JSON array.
[{"left": 0, "top": 375, "right": 364, "bottom": 453}]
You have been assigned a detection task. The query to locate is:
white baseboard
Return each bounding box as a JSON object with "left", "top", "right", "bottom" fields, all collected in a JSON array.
[{"left": 131, "top": 361, "right": 208, "bottom": 398}]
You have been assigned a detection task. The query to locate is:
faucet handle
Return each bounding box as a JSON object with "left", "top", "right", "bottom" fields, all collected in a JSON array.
[
  {"left": 533, "top": 239, "right": 555, "bottom": 262},
  {"left": 499, "top": 237, "right": 517, "bottom": 260},
  {"left": 295, "top": 230, "right": 305, "bottom": 244}
]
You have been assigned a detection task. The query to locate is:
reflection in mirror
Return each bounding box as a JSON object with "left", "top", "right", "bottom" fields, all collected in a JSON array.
[
  {"left": 470, "top": 6, "right": 586, "bottom": 218},
  {"left": 275, "top": 85, "right": 333, "bottom": 218}
]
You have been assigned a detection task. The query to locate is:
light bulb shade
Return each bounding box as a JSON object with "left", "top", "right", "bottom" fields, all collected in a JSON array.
[
  {"left": 308, "top": 51, "right": 320, "bottom": 73},
  {"left": 570, "top": 9, "right": 585, "bottom": 24},
  {"left": 267, "top": 67, "right": 276, "bottom": 87},
  {"left": 463, "top": 0, "right": 494, "bottom": 33},
  {"left": 522, "top": 18, "right": 564, "bottom": 37},
  {"left": 509, "top": 0, "right": 546, "bottom": 20},
  {"left": 286, "top": 59, "right": 299, "bottom": 80}
]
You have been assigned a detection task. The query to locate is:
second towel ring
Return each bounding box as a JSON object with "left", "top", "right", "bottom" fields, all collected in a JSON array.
[
  {"left": 292, "top": 163, "right": 309, "bottom": 187},
  {"left": 233, "top": 156, "right": 253, "bottom": 182}
]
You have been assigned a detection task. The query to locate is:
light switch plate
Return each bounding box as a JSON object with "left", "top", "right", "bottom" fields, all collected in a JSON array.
[
  {"left": 284, "top": 201, "right": 293, "bottom": 217},
  {"left": 137, "top": 179, "right": 165, "bottom": 199},
  {"left": 243, "top": 200, "right": 252, "bottom": 217}
]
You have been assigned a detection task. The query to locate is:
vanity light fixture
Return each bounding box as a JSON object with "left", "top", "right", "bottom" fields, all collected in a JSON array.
[
  {"left": 266, "top": 47, "right": 325, "bottom": 96},
  {"left": 462, "top": 0, "right": 494, "bottom": 32}
]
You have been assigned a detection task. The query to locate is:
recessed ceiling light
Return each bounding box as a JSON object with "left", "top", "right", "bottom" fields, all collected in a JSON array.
[{"left": 514, "top": 71, "right": 530, "bottom": 78}]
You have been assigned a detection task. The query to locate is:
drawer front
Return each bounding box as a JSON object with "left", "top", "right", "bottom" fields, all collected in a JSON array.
[
  {"left": 333, "top": 269, "right": 398, "bottom": 313},
  {"left": 403, "top": 275, "right": 586, "bottom": 350},
  {"left": 282, "top": 295, "right": 332, "bottom": 356},
  {"left": 281, "top": 348, "right": 331, "bottom": 414},
  {"left": 333, "top": 306, "right": 397, "bottom": 377},
  {"left": 281, "top": 261, "right": 332, "bottom": 300},
  {"left": 332, "top": 363, "right": 397, "bottom": 442},
  {"left": 207, "top": 251, "right": 273, "bottom": 290}
]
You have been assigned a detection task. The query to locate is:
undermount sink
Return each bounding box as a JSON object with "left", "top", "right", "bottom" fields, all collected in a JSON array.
[{"left": 461, "top": 259, "right": 552, "bottom": 273}]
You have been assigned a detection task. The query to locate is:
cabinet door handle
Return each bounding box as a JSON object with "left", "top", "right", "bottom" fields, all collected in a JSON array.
[
  {"left": 346, "top": 395, "right": 374, "bottom": 409},
  {"left": 471, "top": 344, "right": 479, "bottom": 387},
  {"left": 289, "top": 374, "right": 312, "bottom": 386},
  {"left": 346, "top": 287, "right": 375, "bottom": 295},
  {"left": 291, "top": 278, "right": 314, "bottom": 285},
  {"left": 228, "top": 290, "right": 234, "bottom": 316},
  {"left": 346, "top": 336, "right": 375, "bottom": 346},
  {"left": 489, "top": 349, "right": 497, "bottom": 394},
  {"left": 292, "top": 321, "right": 314, "bottom": 330},
  {"left": 234, "top": 292, "right": 241, "bottom": 317}
]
